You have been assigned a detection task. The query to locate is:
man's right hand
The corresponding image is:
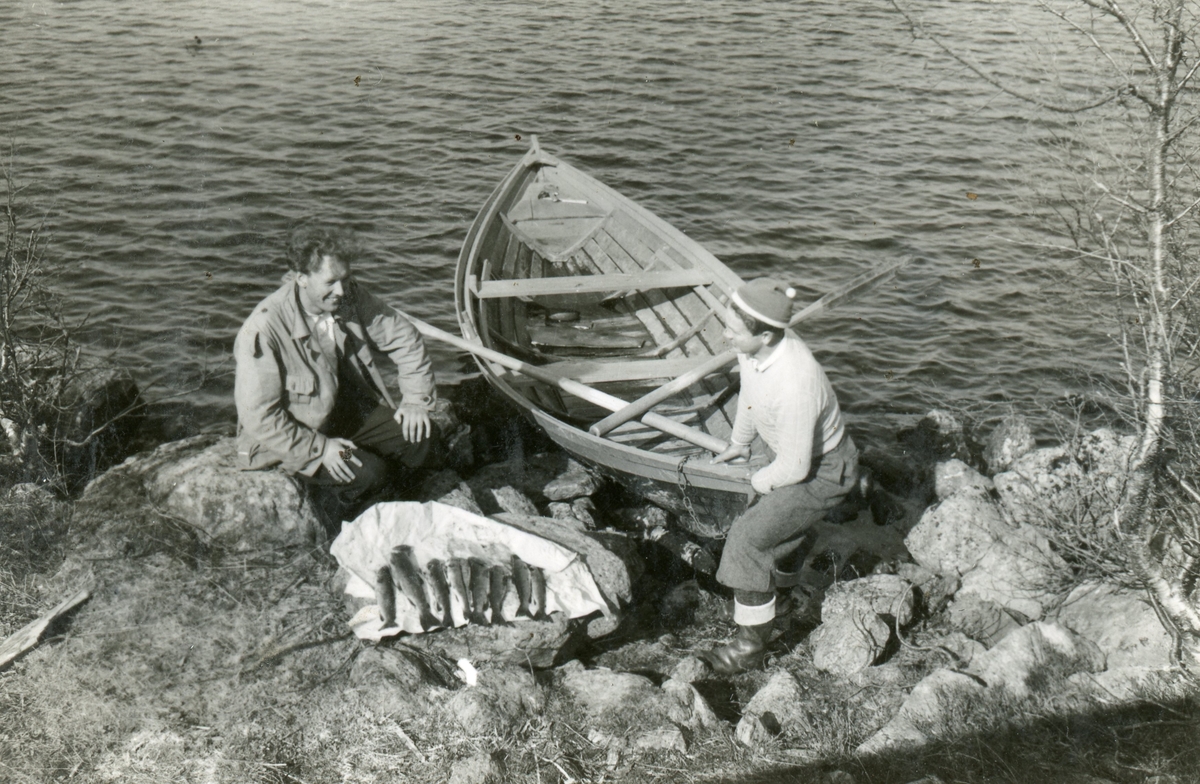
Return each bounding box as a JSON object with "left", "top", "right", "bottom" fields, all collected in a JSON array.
[
  {"left": 321, "top": 437, "right": 362, "bottom": 484},
  {"left": 711, "top": 442, "right": 751, "bottom": 465}
]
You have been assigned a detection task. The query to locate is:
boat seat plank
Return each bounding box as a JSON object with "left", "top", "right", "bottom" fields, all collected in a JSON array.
[
  {"left": 472, "top": 269, "right": 713, "bottom": 299},
  {"left": 601, "top": 221, "right": 718, "bottom": 356},
  {"left": 580, "top": 240, "right": 675, "bottom": 351}
]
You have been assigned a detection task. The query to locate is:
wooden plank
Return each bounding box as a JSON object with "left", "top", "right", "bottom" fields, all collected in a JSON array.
[
  {"left": 497, "top": 233, "right": 521, "bottom": 343},
  {"left": 528, "top": 323, "right": 647, "bottom": 351},
  {"left": 539, "top": 355, "right": 721, "bottom": 384},
  {"left": 0, "top": 588, "right": 91, "bottom": 669},
  {"left": 473, "top": 269, "right": 712, "bottom": 299},
  {"left": 581, "top": 239, "right": 673, "bottom": 349}
]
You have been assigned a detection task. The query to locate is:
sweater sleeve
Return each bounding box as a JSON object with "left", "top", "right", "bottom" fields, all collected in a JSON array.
[{"left": 730, "top": 383, "right": 757, "bottom": 447}]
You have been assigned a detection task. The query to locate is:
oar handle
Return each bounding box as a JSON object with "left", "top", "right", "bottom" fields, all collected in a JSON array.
[{"left": 409, "top": 316, "right": 728, "bottom": 454}]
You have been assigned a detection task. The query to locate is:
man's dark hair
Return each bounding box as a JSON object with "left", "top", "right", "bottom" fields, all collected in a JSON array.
[
  {"left": 285, "top": 222, "right": 361, "bottom": 275},
  {"left": 734, "top": 307, "right": 785, "bottom": 341}
]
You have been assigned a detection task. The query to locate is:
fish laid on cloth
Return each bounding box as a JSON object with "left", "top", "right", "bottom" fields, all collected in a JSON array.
[{"left": 332, "top": 500, "right": 611, "bottom": 641}]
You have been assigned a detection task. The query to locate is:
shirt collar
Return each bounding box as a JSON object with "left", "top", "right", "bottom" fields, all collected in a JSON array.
[{"left": 746, "top": 338, "right": 787, "bottom": 372}]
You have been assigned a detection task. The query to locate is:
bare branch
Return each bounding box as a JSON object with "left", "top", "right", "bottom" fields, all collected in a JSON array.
[{"left": 890, "top": 0, "right": 1122, "bottom": 113}]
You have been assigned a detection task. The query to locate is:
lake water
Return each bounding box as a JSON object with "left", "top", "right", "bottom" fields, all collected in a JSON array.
[{"left": 1, "top": 0, "right": 1121, "bottom": 444}]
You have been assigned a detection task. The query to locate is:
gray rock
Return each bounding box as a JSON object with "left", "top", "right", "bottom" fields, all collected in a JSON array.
[
  {"left": 558, "top": 665, "right": 676, "bottom": 737},
  {"left": 993, "top": 430, "right": 1137, "bottom": 530},
  {"left": 946, "top": 594, "right": 1023, "bottom": 647},
  {"left": 542, "top": 459, "right": 602, "bottom": 500},
  {"left": 934, "top": 459, "right": 993, "bottom": 500},
  {"left": 493, "top": 512, "right": 639, "bottom": 606},
  {"left": 571, "top": 497, "right": 598, "bottom": 529},
  {"left": 83, "top": 435, "right": 322, "bottom": 549},
  {"left": 466, "top": 453, "right": 570, "bottom": 501},
  {"left": 615, "top": 504, "right": 673, "bottom": 531},
  {"left": 668, "top": 655, "right": 710, "bottom": 684},
  {"left": 61, "top": 365, "right": 144, "bottom": 490},
  {"left": 1066, "top": 666, "right": 1189, "bottom": 706},
  {"left": 905, "top": 493, "right": 1005, "bottom": 577},
  {"left": 906, "top": 491, "right": 1063, "bottom": 619},
  {"left": 419, "top": 469, "right": 467, "bottom": 501},
  {"left": 1052, "top": 581, "right": 1172, "bottom": 669},
  {"left": 448, "top": 752, "right": 505, "bottom": 784},
  {"left": 489, "top": 486, "right": 540, "bottom": 516},
  {"left": 735, "top": 670, "right": 812, "bottom": 747},
  {"left": 983, "top": 416, "right": 1036, "bottom": 475},
  {"left": 848, "top": 662, "right": 908, "bottom": 689},
  {"left": 446, "top": 664, "right": 544, "bottom": 734},
  {"left": 547, "top": 502, "right": 589, "bottom": 532},
  {"left": 349, "top": 647, "right": 439, "bottom": 719},
  {"left": 896, "top": 562, "right": 959, "bottom": 615},
  {"left": 661, "top": 677, "right": 720, "bottom": 731},
  {"left": 403, "top": 613, "right": 581, "bottom": 669},
  {"left": 933, "top": 631, "right": 989, "bottom": 668},
  {"left": 437, "top": 485, "right": 485, "bottom": 516},
  {"left": 968, "top": 622, "right": 1105, "bottom": 698},
  {"left": 811, "top": 613, "right": 892, "bottom": 677},
  {"left": 856, "top": 668, "right": 986, "bottom": 754},
  {"left": 821, "top": 574, "right": 916, "bottom": 627},
  {"left": 630, "top": 726, "right": 688, "bottom": 752}
]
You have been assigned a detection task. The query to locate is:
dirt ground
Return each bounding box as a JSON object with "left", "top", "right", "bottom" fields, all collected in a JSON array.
[{"left": 2, "top": 449, "right": 1200, "bottom": 784}]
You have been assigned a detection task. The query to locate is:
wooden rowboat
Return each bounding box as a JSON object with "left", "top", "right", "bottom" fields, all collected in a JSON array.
[{"left": 455, "top": 137, "right": 763, "bottom": 537}]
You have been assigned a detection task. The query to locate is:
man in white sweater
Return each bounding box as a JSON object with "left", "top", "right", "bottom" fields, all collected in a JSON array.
[{"left": 703, "top": 278, "right": 859, "bottom": 674}]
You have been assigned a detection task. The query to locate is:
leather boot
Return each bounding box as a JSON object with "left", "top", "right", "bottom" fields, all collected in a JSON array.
[{"left": 702, "top": 620, "right": 773, "bottom": 675}]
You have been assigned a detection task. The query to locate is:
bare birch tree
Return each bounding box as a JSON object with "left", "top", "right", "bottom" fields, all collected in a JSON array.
[{"left": 891, "top": 0, "right": 1200, "bottom": 667}]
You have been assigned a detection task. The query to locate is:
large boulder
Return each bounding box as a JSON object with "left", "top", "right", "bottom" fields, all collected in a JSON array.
[
  {"left": 982, "top": 415, "right": 1036, "bottom": 475},
  {"left": 857, "top": 668, "right": 986, "bottom": 754},
  {"left": 946, "top": 594, "right": 1023, "bottom": 647},
  {"left": 970, "top": 622, "right": 1105, "bottom": 698},
  {"left": 80, "top": 435, "right": 322, "bottom": 549},
  {"left": 822, "top": 574, "right": 916, "bottom": 627},
  {"left": 933, "top": 459, "right": 992, "bottom": 501},
  {"left": 1051, "top": 581, "right": 1172, "bottom": 669},
  {"left": 905, "top": 489, "right": 1064, "bottom": 619},
  {"left": 556, "top": 663, "right": 696, "bottom": 751},
  {"left": 61, "top": 365, "right": 145, "bottom": 491},
  {"left": 735, "top": 670, "right": 812, "bottom": 747},
  {"left": 992, "top": 429, "right": 1137, "bottom": 530},
  {"left": 810, "top": 613, "right": 892, "bottom": 678}
]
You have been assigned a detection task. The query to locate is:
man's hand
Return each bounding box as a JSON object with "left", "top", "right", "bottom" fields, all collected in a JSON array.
[
  {"left": 711, "top": 442, "right": 751, "bottom": 465},
  {"left": 321, "top": 437, "right": 362, "bottom": 484},
  {"left": 394, "top": 404, "right": 432, "bottom": 443}
]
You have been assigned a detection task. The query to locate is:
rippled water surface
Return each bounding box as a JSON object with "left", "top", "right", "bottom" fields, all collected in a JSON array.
[{"left": 2, "top": 0, "right": 1121, "bottom": 440}]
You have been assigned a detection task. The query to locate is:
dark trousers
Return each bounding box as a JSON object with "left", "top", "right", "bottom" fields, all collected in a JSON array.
[
  {"left": 299, "top": 400, "right": 435, "bottom": 530},
  {"left": 716, "top": 435, "right": 858, "bottom": 596}
]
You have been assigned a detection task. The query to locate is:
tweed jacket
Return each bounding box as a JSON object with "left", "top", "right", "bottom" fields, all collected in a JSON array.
[{"left": 234, "top": 275, "right": 435, "bottom": 475}]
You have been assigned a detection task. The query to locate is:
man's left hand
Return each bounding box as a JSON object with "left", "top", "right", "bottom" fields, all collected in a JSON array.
[{"left": 394, "top": 404, "right": 432, "bottom": 443}]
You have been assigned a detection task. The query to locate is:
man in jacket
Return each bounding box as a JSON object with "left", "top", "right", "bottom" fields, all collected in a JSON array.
[{"left": 234, "top": 222, "right": 437, "bottom": 528}]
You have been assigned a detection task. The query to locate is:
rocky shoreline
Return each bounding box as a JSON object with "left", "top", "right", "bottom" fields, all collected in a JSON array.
[{"left": 0, "top": 377, "right": 1191, "bottom": 783}]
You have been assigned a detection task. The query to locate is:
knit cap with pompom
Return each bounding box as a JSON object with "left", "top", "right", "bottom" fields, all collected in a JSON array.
[{"left": 731, "top": 278, "right": 797, "bottom": 329}]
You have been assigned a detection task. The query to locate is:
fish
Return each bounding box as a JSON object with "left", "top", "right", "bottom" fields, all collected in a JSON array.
[
  {"left": 375, "top": 565, "right": 397, "bottom": 628},
  {"left": 425, "top": 558, "right": 454, "bottom": 629},
  {"left": 529, "top": 565, "right": 549, "bottom": 620},
  {"left": 489, "top": 564, "right": 512, "bottom": 625},
  {"left": 445, "top": 557, "right": 470, "bottom": 627},
  {"left": 511, "top": 556, "right": 534, "bottom": 619},
  {"left": 467, "top": 557, "right": 492, "bottom": 626},
  {"left": 390, "top": 545, "right": 440, "bottom": 631}
]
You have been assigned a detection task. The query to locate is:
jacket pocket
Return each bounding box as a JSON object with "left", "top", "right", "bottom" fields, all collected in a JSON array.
[{"left": 285, "top": 372, "right": 317, "bottom": 398}]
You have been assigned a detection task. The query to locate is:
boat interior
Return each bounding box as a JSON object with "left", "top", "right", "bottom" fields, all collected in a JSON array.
[{"left": 463, "top": 156, "right": 764, "bottom": 464}]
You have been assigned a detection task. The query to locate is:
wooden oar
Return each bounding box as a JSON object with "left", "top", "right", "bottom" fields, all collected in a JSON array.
[
  {"left": 588, "top": 256, "right": 913, "bottom": 438},
  {"left": 407, "top": 316, "right": 728, "bottom": 454}
]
